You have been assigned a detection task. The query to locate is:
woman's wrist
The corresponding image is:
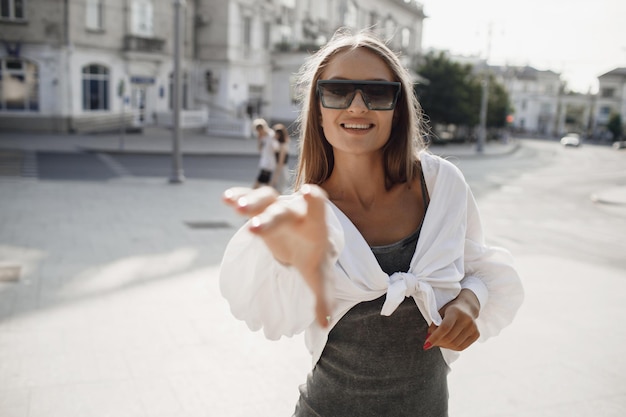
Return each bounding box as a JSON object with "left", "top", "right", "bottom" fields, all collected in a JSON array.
[{"left": 452, "top": 288, "right": 481, "bottom": 319}]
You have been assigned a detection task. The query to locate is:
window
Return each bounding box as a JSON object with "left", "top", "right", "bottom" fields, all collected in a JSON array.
[
  {"left": 263, "top": 21, "right": 271, "bottom": 49},
  {"left": 369, "top": 11, "right": 378, "bottom": 27},
  {"left": 601, "top": 88, "right": 615, "bottom": 98},
  {"left": 1, "top": 0, "right": 25, "bottom": 20},
  {"left": 243, "top": 16, "right": 252, "bottom": 48},
  {"left": 82, "top": 64, "right": 109, "bottom": 110},
  {"left": 343, "top": 0, "right": 357, "bottom": 28},
  {"left": 401, "top": 28, "right": 411, "bottom": 50},
  {"left": 384, "top": 17, "right": 396, "bottom": 41},
  {"left": 0, "top": 58, "right": 39, "bottom": 111},
  {"left": 131, "top": 0, "right": 153, "bottom": 36},
  {"left": 86, "top": 0, "right": 104, "bottom": 30}
]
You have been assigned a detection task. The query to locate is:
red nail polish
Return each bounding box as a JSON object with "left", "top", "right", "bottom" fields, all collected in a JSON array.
[{"left": 423, "top": 341, "right": 432, "bottom": 350}]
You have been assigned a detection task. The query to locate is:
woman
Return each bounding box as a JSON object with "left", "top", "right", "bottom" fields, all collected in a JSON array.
[
  {"left": 252, "top": 118, "right": 276, "bottom": 189},
  {"left": 271, "top": 123, "right": 291, "bottom": 192},
  {"left": 220, "top": 29, "right": 523, "bottom": 416}
]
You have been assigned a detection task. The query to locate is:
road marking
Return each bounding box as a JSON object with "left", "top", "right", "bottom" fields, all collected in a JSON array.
[{"left": 96, "top": 152, "right": 132, "bottom": 177}]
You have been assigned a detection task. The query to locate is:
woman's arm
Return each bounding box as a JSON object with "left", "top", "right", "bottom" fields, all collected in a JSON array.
[
  {"left": 425, "top": 184, "right": 523, "bottom": 351},
  {"left": 270, "top": 145, "right": 288, "bottom": 187},
  {"left": 220, "top": 185, "right": 337, "bottom": 331}
]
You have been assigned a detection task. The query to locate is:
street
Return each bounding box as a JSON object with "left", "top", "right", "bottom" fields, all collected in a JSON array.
[{"left": 0, "top": 138, "right": 625, "bottom": 417}]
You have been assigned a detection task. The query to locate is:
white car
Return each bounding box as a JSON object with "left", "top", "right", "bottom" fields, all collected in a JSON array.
[
  {"left": 613, "top": 141, "right": 626, "bottom": 150},
  {"left": 560, "top": 133, "right": 581, "bottom": 147}
]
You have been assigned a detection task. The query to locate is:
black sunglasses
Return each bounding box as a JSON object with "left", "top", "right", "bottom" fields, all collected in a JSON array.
[{"left": 316, "top": 80, "right": 401, "bottom": 111}]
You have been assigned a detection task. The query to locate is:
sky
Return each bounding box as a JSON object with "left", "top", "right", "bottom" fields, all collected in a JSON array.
[{"left": 421, "top": 0, "right": 626, "bottom": 93}]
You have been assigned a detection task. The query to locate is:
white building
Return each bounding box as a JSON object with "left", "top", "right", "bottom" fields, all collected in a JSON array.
[
  {"left": 0, "top": 0, "right": 426, "bottom": 135},
  {"left": 491, "top": 65, "right": 562, "bottom": 135},
  {"left": 594, "top": 67, "right": 626, "bottom": 139}
]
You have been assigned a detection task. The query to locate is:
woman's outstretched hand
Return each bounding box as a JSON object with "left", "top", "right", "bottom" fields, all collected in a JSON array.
[{"left": 222, "top": 184, "right": 333, "bottom": 327}]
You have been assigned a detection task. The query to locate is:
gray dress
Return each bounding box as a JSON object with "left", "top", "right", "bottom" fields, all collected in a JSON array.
[{"left": 294, "top": 174, "right": 449, "bottom": 417}]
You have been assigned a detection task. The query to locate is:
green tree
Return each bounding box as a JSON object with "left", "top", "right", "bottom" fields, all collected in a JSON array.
[
  {"left": 415, "top": 52, "right": 479, "bottom": 127},
  {"left": 486, "top": 74, "right": 510, "bottom": 129},
  {"left": 607, "top": 113, "right": 623, "bottom": 141},
  {"left": 415, "top": 52, "right": 510, "bottom": 131}
]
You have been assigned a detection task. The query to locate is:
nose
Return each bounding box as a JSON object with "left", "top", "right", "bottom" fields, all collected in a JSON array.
[{"left": 348, "top": 90, "right": 368, "bottom": 112}]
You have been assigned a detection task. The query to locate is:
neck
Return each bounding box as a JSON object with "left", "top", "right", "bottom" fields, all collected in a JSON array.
[{"left": 323, "top": 153, "right": 387, "bottom": 210}]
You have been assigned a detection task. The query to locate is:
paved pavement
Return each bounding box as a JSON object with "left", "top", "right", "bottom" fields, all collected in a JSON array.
[{"left": 0, "top": 127, "right": 625, "bottom": 417}]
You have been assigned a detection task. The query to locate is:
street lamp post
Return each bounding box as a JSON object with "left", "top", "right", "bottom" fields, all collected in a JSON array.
[
  {"left": 477, "top": 72, "right": 489, "bottom": 153},
  {"left": 477, "top": 23, "right": 493, "bottom": 154},
  {"left": 169, "top": 0, "right": 186, "bottom": 184}
]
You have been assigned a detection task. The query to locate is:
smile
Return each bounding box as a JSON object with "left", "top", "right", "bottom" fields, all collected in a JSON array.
[{"left": 342, "top": 123, "right": 373, "bottom": 130}]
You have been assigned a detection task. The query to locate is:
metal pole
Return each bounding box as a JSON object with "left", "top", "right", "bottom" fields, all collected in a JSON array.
[
  {"left": 477, "top": 23, "right": 492, "bottom": 153},
  {"left": 119, "top": 95, "right": 125, "bottom": 150},
  {"left": 477, "top": 75, "right": 489, "bottom": 153},
  {"left": 169, "top": 0, "right": 185, "bottom": 184}
]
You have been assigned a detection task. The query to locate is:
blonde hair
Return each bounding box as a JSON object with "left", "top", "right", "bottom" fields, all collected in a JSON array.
[
  {"left": 253, "top": 118, "right": 269, "bottom": 131},
  {"left": 293, "top": 28, "right": 427, "bottom": 190}
]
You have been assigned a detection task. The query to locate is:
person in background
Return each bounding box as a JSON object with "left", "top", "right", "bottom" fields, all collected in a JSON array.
[
  {"left": 271, "top": 123, "right": 291, "bottom": 193},
  {"left": 252, "top": 118, "right": 276, "bottom": 189},
  {"left": 220, "top": 29, "right": 524, "bottom": 416}
]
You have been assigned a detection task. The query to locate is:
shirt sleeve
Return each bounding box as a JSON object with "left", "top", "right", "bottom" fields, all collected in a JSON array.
[
  {"left": 219, "top": 200, "right": 344, "bottom": 341},
  {"left": 462, "top": 185, "right": 525, "bottom": 341}
]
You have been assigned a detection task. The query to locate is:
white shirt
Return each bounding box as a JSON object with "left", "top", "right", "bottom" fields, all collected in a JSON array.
[
  {"left": 258, "top": 131, "right": 277, "bottom": 171},
  {"left": 219, "top": 151, "right": 524, "bottom": 366}
]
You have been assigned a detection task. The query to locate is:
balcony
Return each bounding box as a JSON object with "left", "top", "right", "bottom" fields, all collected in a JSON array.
[{"left": 123, "top": 35, "right": 165, "bottom": 53}]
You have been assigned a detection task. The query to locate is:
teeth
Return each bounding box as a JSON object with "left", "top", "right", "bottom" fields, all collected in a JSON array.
[{"left": 343, "top": 123, "right": 371, "bottom": 129}]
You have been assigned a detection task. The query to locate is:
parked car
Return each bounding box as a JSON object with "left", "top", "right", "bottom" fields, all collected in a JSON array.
[
  {"left": 560, "top": 133, "right": 581, "bottom": 147},
  {"left": 613, "top": 141, "right": 626, "bottom": 150}
]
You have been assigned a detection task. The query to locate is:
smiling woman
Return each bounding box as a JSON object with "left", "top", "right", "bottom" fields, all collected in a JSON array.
[{"left": 218, "top": 28, "right": 524, "bottom": 417}]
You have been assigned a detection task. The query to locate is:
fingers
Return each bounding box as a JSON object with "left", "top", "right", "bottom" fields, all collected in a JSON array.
[
  {"left": 301, "top": 184, "right": 329, "bottom": 220},
  {"left": 223, "top": 186, "right": 279, "bottom": 216},
  {"left": 248, "top": 201, "right": 296, "bottom": 234},
  {"left": 424, "top": 311, "right": 479, "bottom": 352}
]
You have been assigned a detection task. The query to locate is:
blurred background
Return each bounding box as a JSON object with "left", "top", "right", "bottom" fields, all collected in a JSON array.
[{"left": 0, "top": 0, "right": 625, "bottom": 144}]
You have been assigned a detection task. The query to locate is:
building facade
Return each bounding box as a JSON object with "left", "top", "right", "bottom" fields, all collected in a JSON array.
[
  {"left": 594, "top": 68, "right": 626, "bottom": 140},
  {"left": 0, "top": 0, "right": 426, "bottom": 135},
  {"left": 440, "top": 54, "right": 595, "bottom": 138},
  {"left": 0, "top": 0, "right": 201, "bottom": 133},
  {"left": 490, "top": 65, "right": 566, "bottom": 136}
]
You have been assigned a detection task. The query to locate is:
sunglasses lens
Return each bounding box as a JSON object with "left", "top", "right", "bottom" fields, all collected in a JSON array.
[
  {"left": 319, "top": 84, "right": 355, "bottom": 108},
  {"left": 362, "top": 85, "right": 397, "bottom": 110},
  {"left": 318, "top": 81, "right": 399, "bottom": 110}
]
